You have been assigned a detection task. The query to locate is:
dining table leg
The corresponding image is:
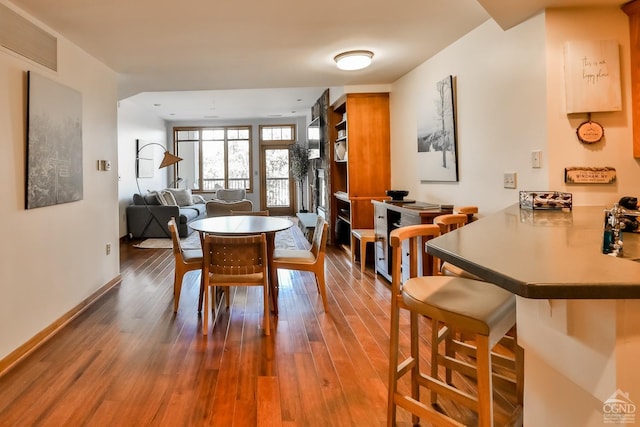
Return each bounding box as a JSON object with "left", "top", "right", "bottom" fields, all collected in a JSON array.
[
  {"left": 266, "top": 232, "right": 279, "bottom": 316},
  {"left": 197, "top": 231, "right": 206, "bottom": 313}
]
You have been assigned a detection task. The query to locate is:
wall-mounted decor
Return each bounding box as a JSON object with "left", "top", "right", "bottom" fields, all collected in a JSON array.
[
  {"left": 565, "top": 166, "right": 617, "bottom": 184},
  {"left": 564, "top": 40, "right": 621, "bottom": 114},
  {"left": 417, "top": 75, "right": 458, "bottom": 182},
  {"left": 26, "top": 71, "right": 83, "bottom": 209},
  {"left": 576, "top": 117, "right": 604, "bottom": 144}
]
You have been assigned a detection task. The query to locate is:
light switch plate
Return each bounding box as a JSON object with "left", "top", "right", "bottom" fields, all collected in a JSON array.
[
  {"left": 531, "top": 150, "right": 542, "bottom": 168},
  {"left": 503, "top": 172, "right": 517, "bottom": 189}
]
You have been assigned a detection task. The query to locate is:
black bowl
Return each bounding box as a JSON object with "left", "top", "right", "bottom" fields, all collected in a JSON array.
[{"left": 386, "top": 190, "right": 409, "bottom": 201}]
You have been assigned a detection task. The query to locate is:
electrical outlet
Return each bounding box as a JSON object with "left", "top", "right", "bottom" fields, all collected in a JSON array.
[
  {"left": 106, "top": 243, "right": 111, "bottom": 255},
  {"left": 503, "top": 172, "right": 517, "bottom": 189},
  {"left": 531, "top": 150, "right": 542, "bottom": 168}
]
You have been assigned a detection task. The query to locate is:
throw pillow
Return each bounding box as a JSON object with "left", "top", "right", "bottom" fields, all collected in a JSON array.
[
  {"left": 143, "top": 191, "right": 163, "bottom": 205},
  {"left": 160, "top": 190, "right": 178, "bottom": 206},
  {"left": 192, "top": 194, "right": 206, "bottom": 204},
  {"left": 165, "top": 188, "right": 193, "bottom": 206}
]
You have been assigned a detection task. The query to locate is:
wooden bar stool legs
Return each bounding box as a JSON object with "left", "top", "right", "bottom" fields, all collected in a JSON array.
[
  {"left": 351, "top": 229, "right": 376, "bottom": 274},
  {"left": 387, "top": 225, "right": 523, "bottom": 427}
]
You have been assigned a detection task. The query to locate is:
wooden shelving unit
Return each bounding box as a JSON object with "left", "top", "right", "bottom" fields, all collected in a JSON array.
[{"left": 329, "top": 92, "right": 391, "bottom": 249}]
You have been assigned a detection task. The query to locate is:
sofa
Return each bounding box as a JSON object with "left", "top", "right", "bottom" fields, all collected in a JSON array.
[
  {"left": 205, "top": 189, "right": 253, "bottom": 217},
  {"left": 126, "top": 188, "right": 206, "bottom": 239}
]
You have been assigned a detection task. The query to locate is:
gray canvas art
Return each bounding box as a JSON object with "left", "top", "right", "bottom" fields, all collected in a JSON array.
[
  {"left": 26, "top": 72, "right": 83, "bottom": 209},
  {"left": 417, "top": 75, "right": 458, "bottom": 182}
]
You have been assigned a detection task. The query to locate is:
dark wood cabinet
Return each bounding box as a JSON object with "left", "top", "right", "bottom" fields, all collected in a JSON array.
[{"left": 372, "top": 200, "right": 452, "bottom": 281}]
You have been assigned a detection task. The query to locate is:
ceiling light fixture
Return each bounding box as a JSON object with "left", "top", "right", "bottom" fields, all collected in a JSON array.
[{"left": 334, "top": 50, "right": 374, "bottom": 71}]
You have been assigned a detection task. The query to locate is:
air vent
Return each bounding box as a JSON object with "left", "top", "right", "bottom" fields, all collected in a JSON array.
[{"left": 0, "top": 3, "right": 57, "bottom": 71}]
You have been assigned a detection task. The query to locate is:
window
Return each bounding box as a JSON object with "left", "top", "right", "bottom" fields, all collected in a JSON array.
[
  {"left": 261, "top": 125, "right": 294, "bottom": 142},
  {"left": 259, "top": 125, "right": 296, "bottom": 215},
  {"left": 174, "top": 126, "right": 252, "bottom": 192}
]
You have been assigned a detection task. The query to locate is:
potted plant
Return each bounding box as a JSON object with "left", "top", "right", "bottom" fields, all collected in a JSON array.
[{"left": 290, "top": 143, "right": 310, "bottom": 212}]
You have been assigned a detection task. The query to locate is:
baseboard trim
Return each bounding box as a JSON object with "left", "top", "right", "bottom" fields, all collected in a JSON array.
[{"left": 0, "top": 275, "right": 122, "bottom": 378}]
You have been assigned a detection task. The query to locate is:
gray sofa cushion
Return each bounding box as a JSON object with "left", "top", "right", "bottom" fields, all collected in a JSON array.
[
  {"left": 164, "top": 188, "right": 195, "bottom": 206},
  {"left": 180, "top": 204, "right": 206, "bottom": 222}
]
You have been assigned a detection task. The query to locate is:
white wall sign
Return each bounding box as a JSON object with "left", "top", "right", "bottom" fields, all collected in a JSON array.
[{"left": 564, "top": 40, "right": 621, "bottom": 114}]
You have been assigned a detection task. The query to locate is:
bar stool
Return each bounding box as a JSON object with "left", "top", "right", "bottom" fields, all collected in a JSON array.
[
  {"left": 387, "top": 224, "right": 523, "bottom": 427},
  {"left": 456, "top": 205, "right": 479, "bottom": 223},
  {"left": 351, "top": 229, "right": 376, "bottom": 274},
  {"left": 433, "top": 213, "right": 468, "bottom": 235},
  {"left": 432, "top": 213, "right": 478, "bottom": 278}
]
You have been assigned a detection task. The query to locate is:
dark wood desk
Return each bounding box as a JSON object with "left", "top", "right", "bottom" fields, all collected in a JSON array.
[
  {"left": 371, "top": 200, "right": 453, "bottom": 281},
  {"left": 189, "top": 216, "right": 294, "bottom": 315}
]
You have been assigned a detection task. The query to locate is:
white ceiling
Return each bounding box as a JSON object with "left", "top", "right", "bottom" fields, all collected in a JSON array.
[{"left": 8, "top": 0, "right": 626, "bottom": 120}]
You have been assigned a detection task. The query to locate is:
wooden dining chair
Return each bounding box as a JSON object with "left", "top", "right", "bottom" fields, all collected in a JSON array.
[
  {"left": 230, "top": 209, "right": 270, "bottom": 216},
  {"left": 273, "top": 216, "right": 329, "bottom": 311},
  {"left": 168, "top": 217, "right": 204, "bottom": 313},
  {"left": 201, "top": 233, "right": 271, "bottom": 335}
]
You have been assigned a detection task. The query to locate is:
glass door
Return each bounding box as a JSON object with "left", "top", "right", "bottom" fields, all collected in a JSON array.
[{"left": 260, "top": 146, "right": 294, "bottom": 216}]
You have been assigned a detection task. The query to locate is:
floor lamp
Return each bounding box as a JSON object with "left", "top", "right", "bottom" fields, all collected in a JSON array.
[{"left": 135, "top": 140, "right": 182, "bottom": 238}]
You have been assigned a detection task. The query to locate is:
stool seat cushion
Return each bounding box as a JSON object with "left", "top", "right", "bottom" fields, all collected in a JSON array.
[
  {"left": 273, "top": 249, "right": 315, "bottom": 264},
  {"left": 402, "top": 276, "right": 515, "bottom": 338},
  {"left": 352, "top": 229, "right": 376, "bottom": 240}
]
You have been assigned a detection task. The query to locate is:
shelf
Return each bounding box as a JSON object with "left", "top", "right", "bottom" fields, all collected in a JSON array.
[
  {"left": 337, "top": 215, "right": 351, "bottom": 225},
  {"left": 334, "top": 191, "right": 349, "bottom": 202},
  {"left": 335, "top": 136, "right": 347, "bottom": 143},
  {"left": 335, "top": 119, "right": 347, "bottom": 128}
]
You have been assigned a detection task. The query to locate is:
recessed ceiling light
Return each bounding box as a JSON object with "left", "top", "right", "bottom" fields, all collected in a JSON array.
[{"left": 334, "top": 50, "right": 374, "bottom": 71}]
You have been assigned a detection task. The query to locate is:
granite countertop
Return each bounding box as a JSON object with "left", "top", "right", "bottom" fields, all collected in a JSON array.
[{"left": 426, "top": 204, "right": 640, "bottom": 299}]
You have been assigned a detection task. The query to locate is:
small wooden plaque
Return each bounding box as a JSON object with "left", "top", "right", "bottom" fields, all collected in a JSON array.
[{"left": 564, "top": 167, "right": 616, "bottom": 184}]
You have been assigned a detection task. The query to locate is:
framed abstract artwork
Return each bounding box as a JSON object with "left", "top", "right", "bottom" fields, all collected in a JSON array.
[
  {"left": 417, "top": 75, "right": 459, "bottom": 182},
  {"left": 26, "top": 71, "right": 83, "bottom": 209}
]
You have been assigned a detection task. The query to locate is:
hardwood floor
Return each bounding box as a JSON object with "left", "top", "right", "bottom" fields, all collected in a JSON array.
[{"left": 0, "top": 225, "right": 512, "bottom": 426}]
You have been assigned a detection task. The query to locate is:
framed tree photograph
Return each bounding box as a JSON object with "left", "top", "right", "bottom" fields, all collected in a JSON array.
[
  {"left": 417, "top": 75, "right": 459, "bottom": 182},
  {"left": 26, "top": 71, "right": 83, "bottom": 209}
]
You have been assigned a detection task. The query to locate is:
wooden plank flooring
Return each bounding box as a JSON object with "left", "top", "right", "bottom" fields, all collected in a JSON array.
[{"left": 0, "top": 225, "right": 506, "bottom": 426}]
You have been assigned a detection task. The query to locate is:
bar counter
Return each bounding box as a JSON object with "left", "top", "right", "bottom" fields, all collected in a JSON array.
[
  {"left": 427, "top": 204, "right": 640, "bottom": 299},
  {"left": 426, "top": 204, "right": 640, "bottom": 427}
]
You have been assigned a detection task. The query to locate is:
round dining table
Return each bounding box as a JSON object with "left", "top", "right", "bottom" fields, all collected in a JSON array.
[{"left": 189, "top": 215, "right": 294, "bottom": 315}]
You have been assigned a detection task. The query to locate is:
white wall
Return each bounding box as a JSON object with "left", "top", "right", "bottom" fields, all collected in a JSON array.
[
  {"left": 0, "top": 1, "right": 120, "bottom": 360},
  {"left": 390, "top": 15, "right": 548, "bottom": 215},
  {"left": 117, "top": 99, "right": 168, "bottom": 237}
]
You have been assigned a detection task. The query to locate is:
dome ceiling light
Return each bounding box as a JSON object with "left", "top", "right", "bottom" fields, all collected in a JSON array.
[{"left": 334, "top": 50, "right": 374, "bottom": 71}]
